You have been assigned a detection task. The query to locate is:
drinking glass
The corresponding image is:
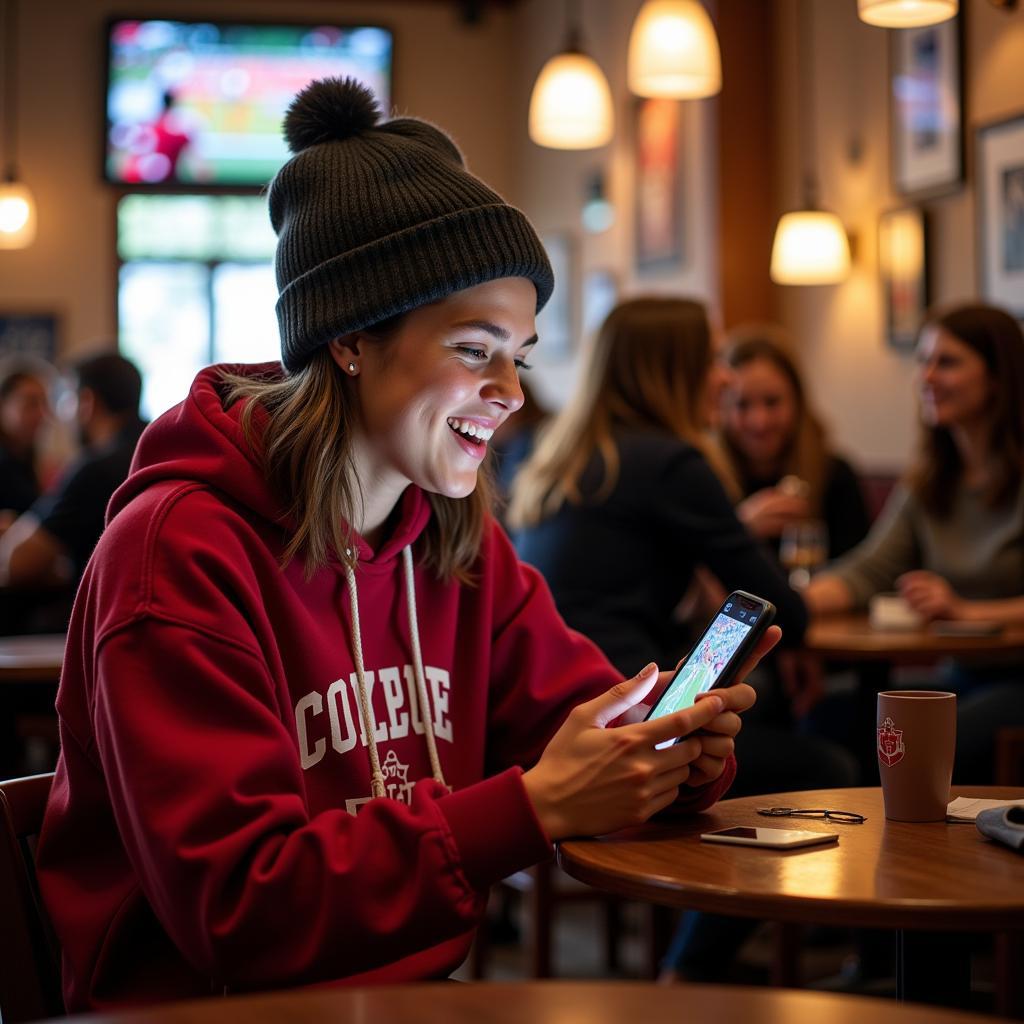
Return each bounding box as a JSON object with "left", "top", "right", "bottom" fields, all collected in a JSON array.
[{"left": 779, "top": 520, "right": 828, "bottom": 589}]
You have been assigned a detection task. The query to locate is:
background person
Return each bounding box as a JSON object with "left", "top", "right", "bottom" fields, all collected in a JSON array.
[
  {"left": 720, "top": 329, "right": 870, "bottom": 561},
  {"left": 0, "top": 352, "right": 145, "bottom": 593},
  {"left": 0, "top": 357, "right": 51, "bottom": 524},
  {"left": 36, "top": 79, "right": 768, "bottom": 1013},
  {"left": 805, "top": 303, "right": 1024, "bottom": 782}
]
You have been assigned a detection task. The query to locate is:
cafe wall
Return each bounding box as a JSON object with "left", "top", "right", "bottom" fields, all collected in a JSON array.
[
  {"left": 0, "top": 0, "right": 518, "bottom": 359},
  {"left": 777, "top": 0, "right": 1024, "bottom": 470},
  {"left": 515, "top": 0, "right": 1024, "bottom": 471}
]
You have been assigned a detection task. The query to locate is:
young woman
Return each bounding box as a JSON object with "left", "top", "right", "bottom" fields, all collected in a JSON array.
[
  {"left": 0, "top": 359, "right": 50, "bottom": 521},
  {"left": 36, "top": 80, "right": 771, "bottom": 1012},
  {"left": 806, "top": 304, "right": 1024, "bottom": 780},
  {"left": 720, "top": 331, "right": 870, "bottom": 561}
]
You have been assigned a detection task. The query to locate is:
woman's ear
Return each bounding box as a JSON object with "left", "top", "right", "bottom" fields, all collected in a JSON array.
[{"left": 328, "top": 335, "right": 362, "bottom": 377}]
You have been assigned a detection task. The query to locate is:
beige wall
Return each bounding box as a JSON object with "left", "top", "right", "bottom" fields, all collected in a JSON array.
[
  {"left": 777, "top": 0, "right": 1024, "bottom": 471},
  {"left": 511, "top": 0, "right": 720, "bottom": 409},
  {"left": 0, "top": 0, "right": 516, "bottom": 358}
]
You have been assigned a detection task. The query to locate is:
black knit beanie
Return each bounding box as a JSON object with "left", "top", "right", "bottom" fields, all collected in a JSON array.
[{"left": 269, "top": 78, "right": 555, "bottom": 372}]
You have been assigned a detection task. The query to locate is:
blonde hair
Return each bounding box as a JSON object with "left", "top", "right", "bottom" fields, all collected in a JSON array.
[
  {"left": 507, "top": 297, "right": 734, "bottom": 529},
  {"left": 718, "top": 327, "right": 830, "bottom": 515},
  {"left": 221, "top": 341, "right": 493, "bottom": 582}
]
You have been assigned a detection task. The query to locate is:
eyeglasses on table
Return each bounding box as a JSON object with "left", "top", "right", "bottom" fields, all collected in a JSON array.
[{"left": 756, "top": 806, "right": 866, "bottom": 824}]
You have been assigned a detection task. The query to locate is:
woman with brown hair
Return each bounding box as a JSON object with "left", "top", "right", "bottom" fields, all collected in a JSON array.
[
  {"left": 720, "top": 329, "right": 870, "bottom": 561},
  {"left": 35, "top": 80, "right": 769, "bottom": 1012},
  {"left": 806, "top": 303, "right": 1024, "bottom": 780},
  {"left": 508, "top": 296, "right": 807, "bottom": 678}
]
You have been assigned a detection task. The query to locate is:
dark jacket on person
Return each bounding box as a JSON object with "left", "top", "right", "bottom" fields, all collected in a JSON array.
[{"left": 512, "top": 428, "right": 808, "bottom": 677}]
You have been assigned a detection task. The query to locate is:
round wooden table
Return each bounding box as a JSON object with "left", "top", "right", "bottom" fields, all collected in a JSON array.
[
  {"left": 47, "top": 981, "right": 1019, "bottom": 1024},
  {"left": 805, "top": 614, "right": 1024, "bottom": 664},
  {"left": 559, "top": 787, "right": 1024, "bottom": 1008}
]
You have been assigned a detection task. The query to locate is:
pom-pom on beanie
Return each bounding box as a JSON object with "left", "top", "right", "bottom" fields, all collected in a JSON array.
[{"left": 270, "top": 78, "right": 554, "bottom": 372}]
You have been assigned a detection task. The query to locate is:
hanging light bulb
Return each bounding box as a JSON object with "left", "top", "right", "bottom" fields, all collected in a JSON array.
[
  {"left": 0, "top": 0, "right": 35, "bottom": 249},
  {"left": 857, "top": 0, "right": 957, "bottom": 28},
  {"left": 529, "top": 52, "right": 613, "bottom": 149},
  {"left": 770, "top": 0, "right": 850, "bottom": 286},
  {"left": 771, "top": 210, "right": 850, "bottom": 284},
  {"left": 529, "top": 2, "right": 613, "bottom": 150},
  {"left": 0, "top": 176, "right": 36, "bottom": 248},
  {"left": 627, "top": 0, "right": 721, "bottom": 99}
]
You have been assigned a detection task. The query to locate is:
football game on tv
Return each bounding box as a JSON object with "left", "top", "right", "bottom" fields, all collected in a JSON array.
[{"left": 105, "top": 19, "right": 393, "bottom": 187}]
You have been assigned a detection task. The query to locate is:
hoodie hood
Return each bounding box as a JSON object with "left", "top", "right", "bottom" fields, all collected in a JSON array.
[{"left": 108, "top": 362, "right": 431, "bottom": 566}]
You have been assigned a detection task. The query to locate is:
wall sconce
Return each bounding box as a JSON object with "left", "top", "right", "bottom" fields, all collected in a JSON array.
[
  {"left": 627, "top": 0, "right": 721, "bottom": 99},
  {"left": 857, "top": 0, "right": 957, "bottom": 28},
  {"left": 529, "top": 1, "right": 613, "bottom": 150},
  {"left": 0, "top": 0, "right": 36, "bottom": 249}
]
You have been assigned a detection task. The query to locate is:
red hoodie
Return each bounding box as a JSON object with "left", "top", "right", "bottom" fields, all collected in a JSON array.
[{"left": 36, "top": 364, "right": 735, "bottom": 1011}]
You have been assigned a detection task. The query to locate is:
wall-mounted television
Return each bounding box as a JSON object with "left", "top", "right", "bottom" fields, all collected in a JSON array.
[{"left": 105, "top": 19, "right": 393, "bottom": 188}]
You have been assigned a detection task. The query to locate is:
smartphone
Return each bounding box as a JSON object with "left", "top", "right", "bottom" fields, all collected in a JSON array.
[
  {"left": 645, "top": 591, "right": 775, "bottom": 749},
  {"left": 700, "top": 826, "right": 838, "bottom": 849}
]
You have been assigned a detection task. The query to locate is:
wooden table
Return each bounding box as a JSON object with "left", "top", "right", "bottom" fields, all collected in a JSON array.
[
  {"left": 559, "top": 787, "right": 1024, "bottom": 1009},
  {"left": 805, "top": 613, "right": 1024, "bottom": 664},
  {"left": 42, "top": 981, "right": 1021, "bottom": 1024},
  {"left": 0, "top": 635, "right": 64, "bottom": 683}
]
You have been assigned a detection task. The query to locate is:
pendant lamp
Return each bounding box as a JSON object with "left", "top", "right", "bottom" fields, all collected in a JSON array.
[
  {"left": 770, "top": 0, "right": 849, "bottom": 285},
  {"left": 0, "top": 0, "right": 35, "bottom": 249},
  {"left": 529, "top": 0, "right": 613, "bottom": 150},
  {"left": 627, "top": 0, "right": 721, "bottom": 99},
  {"left": 857, "top": 0, "right": 957, "bottom": 28}
]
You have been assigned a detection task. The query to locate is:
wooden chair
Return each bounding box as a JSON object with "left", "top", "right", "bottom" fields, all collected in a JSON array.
[
  {"left": 470, "top": 861, "right": 673, "bottom": 979},
  {"left": 0, "top": 772, "right": 64, "bottom": 1022}
]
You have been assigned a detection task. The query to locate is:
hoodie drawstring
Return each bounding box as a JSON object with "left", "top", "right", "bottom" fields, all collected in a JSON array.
[{"left": 344, "top": 545, "right": 448, "bottom": 800}]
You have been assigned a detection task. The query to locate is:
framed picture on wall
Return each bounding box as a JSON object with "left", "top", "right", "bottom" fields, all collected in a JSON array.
[
  {"left": 889, "top": 16, "right": 964, "bottom": 199},
  {"left": 976, "top": 113, "right": 1024, "bottom": 319},
  {"left": 634, "top": 97, "right": 684, "bottom": 272},
  {"left": 0, "top": 312, "right": 60, "bottom": 362},
  {"left": 878, "top": 206, "right": 928, "bottom": 350}
]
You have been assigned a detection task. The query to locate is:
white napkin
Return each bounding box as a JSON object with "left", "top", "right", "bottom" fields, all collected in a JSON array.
[{"left": 946, "top": 796, "right": 1024, "bottom": 823}]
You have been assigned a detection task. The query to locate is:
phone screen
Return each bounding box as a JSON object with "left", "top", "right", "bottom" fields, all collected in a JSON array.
[{"left": 648, "top": 597, "right": 765, "bottom": 749}]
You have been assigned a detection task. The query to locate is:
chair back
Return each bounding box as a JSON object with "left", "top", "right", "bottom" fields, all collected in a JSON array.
[{"left": 0, "top": 772, "right": 64, "bottom": 1021}]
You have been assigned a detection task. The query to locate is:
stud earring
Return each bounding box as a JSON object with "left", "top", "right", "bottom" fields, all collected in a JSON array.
[{"left": 347, "top": 362, "right": 357, "bottom": 374}]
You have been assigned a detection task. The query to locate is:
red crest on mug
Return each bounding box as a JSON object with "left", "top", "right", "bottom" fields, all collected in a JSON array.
[{"left": 877, "top": 716, "right": 905, "bottom": 767}]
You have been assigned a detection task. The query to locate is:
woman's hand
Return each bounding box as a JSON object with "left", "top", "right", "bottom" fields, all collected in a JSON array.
[
  {"left": 737, "top": 488, "right": 811, "bottom": 539},
  {"left": 898, "top": 570, "right": 964, "bottom": 621},
  {"left": 524, "top": 627, "right": 780, "bottom": 840},
  {"left": 684, "top": 680, "right": 756, "bottom": 786},
  {"left": 523, "top": 664, "right": 725, "bottom": 841}
]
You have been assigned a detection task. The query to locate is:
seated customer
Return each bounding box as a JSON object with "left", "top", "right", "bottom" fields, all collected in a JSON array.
[
  {"left": 805, "top": 303, "right": 1024, "bottom": 781},
  {"left": 0, "top": 352, "right": 145, "bottom": 591},
  {"left": 0, "top": 357, "right": 51, "bottom": 522},
  {"left": 720, "top": 329, "right": 870, "bottom": 561},
  {"left": 36, "top": 80, "right": 765, "bottom": 1012}
]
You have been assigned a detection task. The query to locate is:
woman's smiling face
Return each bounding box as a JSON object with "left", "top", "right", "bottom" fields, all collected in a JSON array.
[
  {"left": 336, "top": 277, "right": 538, "bottom": 509},
  {"left": 916, "top": 325, "right": 993, "bottom": 431}
]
